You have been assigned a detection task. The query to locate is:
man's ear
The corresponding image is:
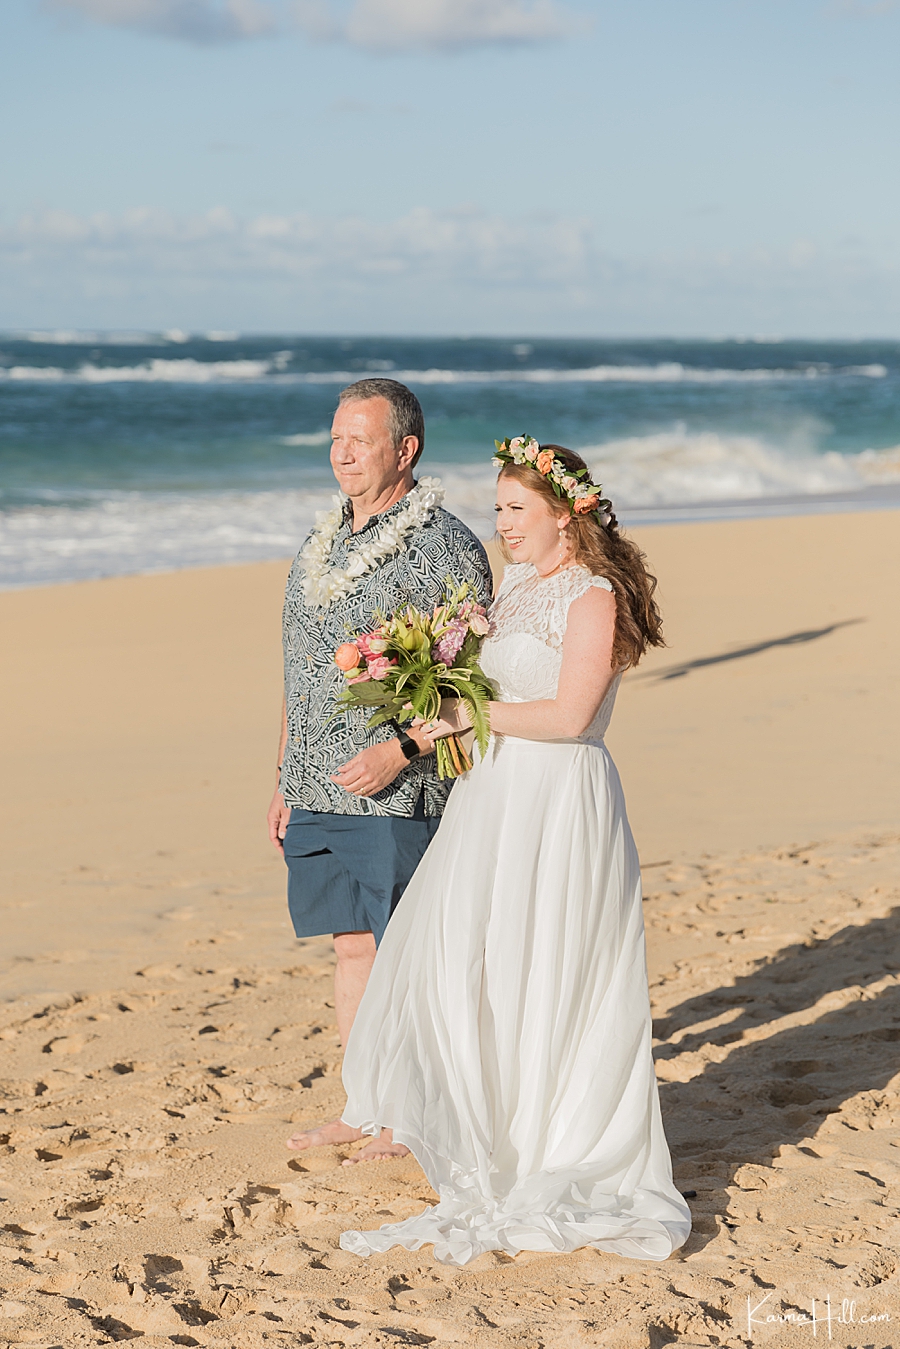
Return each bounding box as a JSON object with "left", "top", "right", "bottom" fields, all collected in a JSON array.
[{"left": 397, "top": 435, "right": 419, "bottom": 471}]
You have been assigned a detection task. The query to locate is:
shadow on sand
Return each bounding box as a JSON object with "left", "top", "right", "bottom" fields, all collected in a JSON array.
[
  {"left": 655, "top": 904, "right": 900, "bottom": 1255},
  {"left": 634, "top": 619, "right": 865, "bottom": 683}
]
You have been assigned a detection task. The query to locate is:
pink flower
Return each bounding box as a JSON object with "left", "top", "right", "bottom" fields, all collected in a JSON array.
[
  {"left": 468, "top": 611, "right": 490, "bottom": 636},
  {"left": 433, "top": 619, "right": 468, "bottom": 666},
  {"left": 357, "top": 632, "right": 387, "bottom": 659},
  {"left": 365, "top": 655, "right": 396, "bottom": 681},
  {"left": 347, "top": 671, "right": 371, "bottom": 684}
]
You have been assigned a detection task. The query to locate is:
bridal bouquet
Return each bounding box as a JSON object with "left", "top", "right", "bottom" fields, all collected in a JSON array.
[{"left": 334, "top": 581, "right": 496, "bottom": 780}]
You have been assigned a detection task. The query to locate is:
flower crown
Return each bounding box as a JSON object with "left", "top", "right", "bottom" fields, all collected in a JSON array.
[{"left": 493, "top": 435, "right": 613, "bottom": 523}]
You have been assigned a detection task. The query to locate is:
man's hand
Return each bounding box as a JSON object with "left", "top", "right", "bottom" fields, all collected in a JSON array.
[
  {"left": 332, "top": 739, "right": 409, "bottom": 797},
  {"left": 268, "top": 788, "right": 291, "bottom": 852}
]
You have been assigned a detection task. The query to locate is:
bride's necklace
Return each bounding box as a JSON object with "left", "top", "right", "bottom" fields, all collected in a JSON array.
[{"left": 300, "top": 476, "right": 445, "bottom": 608}]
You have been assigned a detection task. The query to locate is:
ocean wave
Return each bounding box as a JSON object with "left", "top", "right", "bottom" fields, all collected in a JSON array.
[
  {"left": 0, "top": 360, "right": 890, "bottom": 386},
  {"left": 438, "top": 435, "right": 900, "bottom": 533},
  {"left": 0, "top": 357, "right": 275, "bottom": 383},
  {"left": 0, "top": 488, "right": 337, "bottom": 589},
  {"left": 3, "top": 435, "right": 899, "bottom": 589},
  {"left": 585, "top": 431, "right": 900, "bottom": 506},
  {"left": 391, "top": 362, "right": 889, "bottom": 386},
  {"left": 11, "top": 329, "right": 198, "bottom": 345},
  {"left": 280, "top": 430, "right": 331, "bottom": 445}
]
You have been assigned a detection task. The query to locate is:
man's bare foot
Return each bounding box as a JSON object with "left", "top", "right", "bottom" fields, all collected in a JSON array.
[
  {"left": 342, "top": 1130, "right": 410, "bottom": 1165},
  {"left": 286, "top": 1119, "right": 364, "bottom": 1151}
]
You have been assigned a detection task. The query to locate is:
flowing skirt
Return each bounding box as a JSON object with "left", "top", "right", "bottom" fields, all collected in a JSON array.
[{"left": 339, "top": 736, "right": 691, "bottom": 1266}]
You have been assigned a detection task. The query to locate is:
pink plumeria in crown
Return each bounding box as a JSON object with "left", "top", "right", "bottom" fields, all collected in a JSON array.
[{"left": 492, "top": 435, "right": 613, "bottom": 523}]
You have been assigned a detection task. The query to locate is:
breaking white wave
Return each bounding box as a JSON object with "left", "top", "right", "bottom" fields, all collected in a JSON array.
[
  {"left": 2, "top": 434, "right": 899, "bottom": 589},
  {"left": 0, "top": 489, "right": 337, "bottom": 589},
  {"left": 585, "top": 430, "right": 900, "bottom": 507},
  {"left": 393, "top": 362, "right": 888, "bottom": 386},
  {"left": 0, "top": 357, "right": 274, "bottom": 383},
  {"left": 439, "top": 433, "right": 900, "bottom": 534},
  {"left": 0, "top": 360, "right": 889, "bottom": 386},
  {"left": 13, "top": 329, "right": 163, "bottom": 345},
  {"left": 280, "top": 430, "right": 331, "bottom": 445},
  {"left": 11, "top": 329, "right": 207, "bottom": 345}
]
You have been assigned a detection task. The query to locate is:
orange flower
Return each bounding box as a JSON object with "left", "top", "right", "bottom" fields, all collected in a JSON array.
[
  {"left": 573, "top": 494, "right": 600, "bottom": 514},
  {"left": 535, "top": 450, "right": 555, "bottom": 475},
  {"left": 334, "top": 642, "right": 362, "bottom": 671}
]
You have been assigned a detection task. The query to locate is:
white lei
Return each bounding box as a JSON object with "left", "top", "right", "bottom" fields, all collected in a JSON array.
[{"left": 300, "top": 476, "right": 446, "bottom": 608}]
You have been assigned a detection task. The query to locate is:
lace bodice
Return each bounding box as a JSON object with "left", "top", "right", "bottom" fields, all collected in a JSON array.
[{"left": 480, "top": 563, "right": 622, "bottom": 742}]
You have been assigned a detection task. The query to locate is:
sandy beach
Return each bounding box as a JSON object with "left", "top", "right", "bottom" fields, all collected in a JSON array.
[{"left": 1, "top": 508, "right": 899, "bottom": 1348}]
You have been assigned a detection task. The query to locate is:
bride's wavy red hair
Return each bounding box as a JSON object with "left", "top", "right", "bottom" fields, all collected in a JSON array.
[{"left": 497, "top": 446, "right": 664, "bottom": 669}]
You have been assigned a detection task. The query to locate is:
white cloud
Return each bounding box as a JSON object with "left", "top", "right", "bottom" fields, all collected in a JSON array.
[
  {"left": 46, "top": 0, "right": 277, "bottom": 42},
  {"left": 2, "top": 205, "right": 899, "bottom": 335},
  {"left": 336, "top": 0, "right": 574, "bottom": 52},
  {"left": 45, "top": 0, "right": 576, "bottom": 47},
  {"left": 2, "top": 204, "right": 596, "bottom": 287}
]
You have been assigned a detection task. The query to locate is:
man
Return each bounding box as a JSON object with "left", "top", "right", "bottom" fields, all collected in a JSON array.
[{"left": 268, "top": 378, "right": 492, "bottom": 1162}]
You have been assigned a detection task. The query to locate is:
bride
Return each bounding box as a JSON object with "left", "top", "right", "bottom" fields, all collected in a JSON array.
[{"left": 338, "top": 437, "right": 691, "bottom": 1266}]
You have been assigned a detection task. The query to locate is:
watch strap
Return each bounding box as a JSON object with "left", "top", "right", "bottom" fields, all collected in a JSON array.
[{"left": 392, "top": 722, "right": 419, "bottom": 761}]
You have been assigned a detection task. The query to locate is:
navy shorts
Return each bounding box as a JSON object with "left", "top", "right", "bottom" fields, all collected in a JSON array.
[{"left": 283, "top": 797, "right": 440, "bottom": 946}]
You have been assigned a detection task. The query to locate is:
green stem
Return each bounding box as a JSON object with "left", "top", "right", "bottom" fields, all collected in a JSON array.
[{"left": 434, "top": 734, "right": 472, "bottom": 780}]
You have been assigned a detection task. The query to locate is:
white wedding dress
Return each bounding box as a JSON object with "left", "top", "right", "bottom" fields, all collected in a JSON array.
[{"left": 340, "top": 563, "right": 691, "bottom": 1266}]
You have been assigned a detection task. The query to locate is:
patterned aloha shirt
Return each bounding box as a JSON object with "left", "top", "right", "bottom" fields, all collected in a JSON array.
[{"left": 280, "top": 490, "right": 493, "bottom": 818}]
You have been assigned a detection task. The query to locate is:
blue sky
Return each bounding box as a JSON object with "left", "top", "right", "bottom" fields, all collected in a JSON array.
[{"left": 2, "top": 0, "right": 899, "bottom": 334}]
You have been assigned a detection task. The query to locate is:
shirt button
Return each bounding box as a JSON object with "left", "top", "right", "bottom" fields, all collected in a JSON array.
[{"left": 294, "top": 736, "right": 301, "bottom": 744}]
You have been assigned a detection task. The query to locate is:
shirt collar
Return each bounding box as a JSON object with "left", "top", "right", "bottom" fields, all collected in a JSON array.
[{"left": 340, "top": 482, "right": 419, "bottom": 536}]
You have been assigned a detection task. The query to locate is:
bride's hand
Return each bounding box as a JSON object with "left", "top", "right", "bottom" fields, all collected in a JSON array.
[{"left": 412, "top": 699, "right": 473, "bottom": 744}]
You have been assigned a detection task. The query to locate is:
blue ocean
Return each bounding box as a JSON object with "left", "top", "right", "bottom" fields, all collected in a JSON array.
[{"left": 2, "top": 333, "right": 899, "bottom": 588}]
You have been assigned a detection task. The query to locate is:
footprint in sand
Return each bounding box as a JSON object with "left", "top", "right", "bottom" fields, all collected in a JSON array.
[{"left": 41, "top": 1035, "right": 92, "bottom": 1055}]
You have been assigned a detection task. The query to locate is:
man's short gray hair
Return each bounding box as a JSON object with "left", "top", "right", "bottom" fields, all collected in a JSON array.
[{"left": 338, "top": 378, "right": 425, "bottom": 467}]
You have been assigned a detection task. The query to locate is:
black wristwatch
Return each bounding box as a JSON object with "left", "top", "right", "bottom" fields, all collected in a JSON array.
[{"left": 393, "top": 724, "right": 420, "bottom": 761}]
